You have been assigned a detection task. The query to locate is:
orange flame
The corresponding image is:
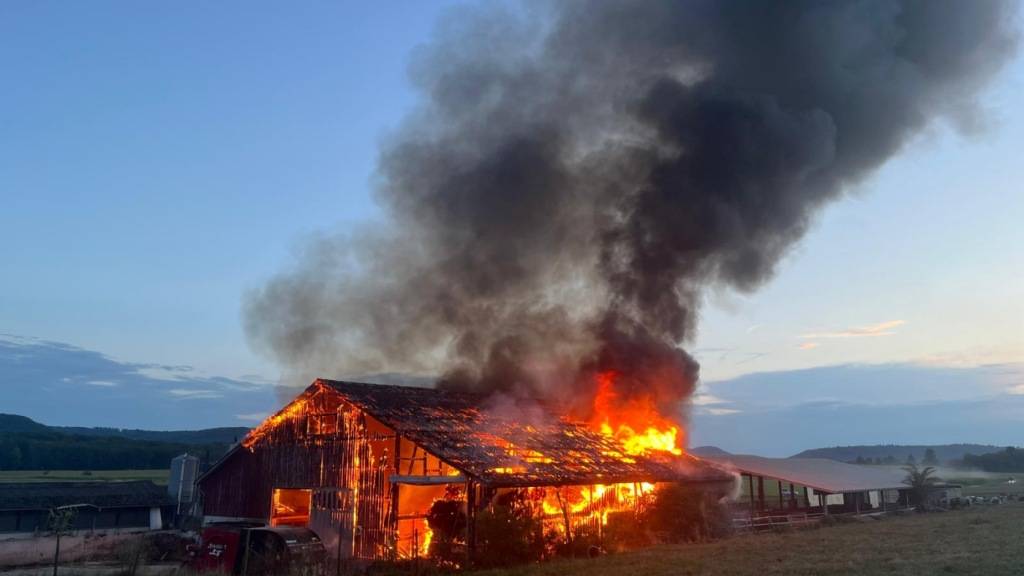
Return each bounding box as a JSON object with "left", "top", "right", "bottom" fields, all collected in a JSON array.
[
  {"left": 590, "top": 371, "right": 683, "bottom": 456},
  {"left": 242, "top": 398, "right": 308, "bottom": 449}
]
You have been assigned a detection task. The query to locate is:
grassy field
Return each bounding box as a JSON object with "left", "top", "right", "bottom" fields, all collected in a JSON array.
[
  {"left": 946, "top": 473, "right": 1023, "bottom": 497},
  {"left": 477, "top": 502, "right": 1024, "bottom": 576},
  {"left": 0, "top": 469, "right": 169, "bottom": 484}
]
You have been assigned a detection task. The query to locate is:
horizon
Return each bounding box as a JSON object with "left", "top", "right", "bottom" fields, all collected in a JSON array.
[{"left": 2, "top": 1, "right": 1022, "bottom": 457}]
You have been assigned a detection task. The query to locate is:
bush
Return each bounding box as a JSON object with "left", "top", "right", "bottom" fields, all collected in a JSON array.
[
  {"left": 642, "top": 483, "right": 732, "bottom": 543},
  {"left": 601, "top": 510, "right": 653, "bottom": 552},
  {"left": 473, "top": 491, "right": 549, "bottom": 568},
  {"left": 426, "top": 499, "right": 466, "bottom": 566},
  {"left": 553, "top": 522, "right": 603, "bottom": 558}
]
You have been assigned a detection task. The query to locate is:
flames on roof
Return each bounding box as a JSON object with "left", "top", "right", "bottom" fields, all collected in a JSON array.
[{"left": 242, "top": 379, "right": 729, "bottom": 488}]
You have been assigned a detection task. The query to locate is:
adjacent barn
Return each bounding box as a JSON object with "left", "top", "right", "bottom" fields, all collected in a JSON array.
[
  {"left": 0, "top": 481, "right": 172, "bottom": 535},
  {"left": 197, "top": 379, "right": 732, "bottom": 562},
  {"left": 705, "top": 454, "right": 962, "bottom": 524}
]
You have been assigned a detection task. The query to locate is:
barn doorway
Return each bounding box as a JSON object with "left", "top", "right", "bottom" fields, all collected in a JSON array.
[{"left": 270, "top": 488, "right": 311, "bottom": 527}]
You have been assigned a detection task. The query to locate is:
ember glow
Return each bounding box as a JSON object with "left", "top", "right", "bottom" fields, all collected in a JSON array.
[{"left": 242, "top": 397, "right": 308, "bottom": 449}]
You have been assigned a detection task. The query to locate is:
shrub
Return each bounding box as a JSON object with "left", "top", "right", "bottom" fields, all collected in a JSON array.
[
  {"left": 554, "top": 522, "right": 603, "bottom": 558},
  {"left": 426, "top": 499, "right": 466, "bottom": 566},
  {"left": 601, "top": 510, "right": 653, "bottom": 552},
  {"left": 473, "top": 491, "right": 548, "bottom": 568},
  {"left": 642, "top": 483, "right": 732, "bottom": 543}
]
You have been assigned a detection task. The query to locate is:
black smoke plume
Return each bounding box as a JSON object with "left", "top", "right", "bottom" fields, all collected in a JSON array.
[{"left": 245, "top": 1, "right": 1017, "bottom": 422}]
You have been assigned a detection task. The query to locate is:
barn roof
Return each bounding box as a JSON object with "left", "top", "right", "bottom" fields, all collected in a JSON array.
[
  {"left": 317, "top": 379, "right": 730, "bottom": 488},
  {"left": 0, "top": 481, "right": 172, "bottom": 511},
  {"left": 703, "top": 455, "right": 911, "bottom": 493}
]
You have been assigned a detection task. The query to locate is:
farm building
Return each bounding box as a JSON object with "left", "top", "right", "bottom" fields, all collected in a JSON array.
[
  {"left": 197, "top": 379, "right": 733, "bottom": 562},
  {"left": 0, "top": 481, "right": 173, "bottom": 535},
  {"left": 706, "top": 454, "right": 944, "bottom": 516}
]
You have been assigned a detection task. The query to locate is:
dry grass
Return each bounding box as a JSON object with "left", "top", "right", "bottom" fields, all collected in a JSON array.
[{"left": 476, "top": 503, "right": 1024, "bottom": 576}]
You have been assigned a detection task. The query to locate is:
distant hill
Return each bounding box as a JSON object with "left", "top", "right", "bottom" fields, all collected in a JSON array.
[
  {"left": 0, "top": 414, "right": 248, "bottom": 445},
  {"left": 55, "top": 426, "right": 249, "bottom": 445},
  {"left": 791, "top": 444, "right": 1006, "bottom": 464},
  {"left": 0, "top": 414, "right": 51, "bottom": 434},
  {"left": 691, "top": 445, "right": 732, "bottom": 457},
  {"left": 0, "top": 413, "right": 250, "bottom": 471}
]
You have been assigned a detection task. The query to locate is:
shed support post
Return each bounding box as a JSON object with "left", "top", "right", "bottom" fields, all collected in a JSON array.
[
  {"left": 390, "top": 435, "right": 401, "bottom": 561},
  {"left": 789, "top": 483, "right": 796, "bottom": 510},
  {"left": 466, "top": 480, "right": 476, "bottom": 566},
  {"left": 747, "top": 474, "right": 755, "bottom": 518},
  {"left": 757, "top": 476, "right": 765, "bottom": 511},
  {"left": 777, "top": 480, "right": 784, "bottom": 510}
]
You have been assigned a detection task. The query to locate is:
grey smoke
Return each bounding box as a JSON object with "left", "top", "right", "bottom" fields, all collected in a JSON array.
[{"left": 245, "top": 1, "right": 1018, "bottom": 419}]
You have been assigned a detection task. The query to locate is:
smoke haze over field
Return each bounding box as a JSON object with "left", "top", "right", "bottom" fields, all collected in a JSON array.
[{"left": 246, "top": 1, "right": 1018, "bottom": 419}]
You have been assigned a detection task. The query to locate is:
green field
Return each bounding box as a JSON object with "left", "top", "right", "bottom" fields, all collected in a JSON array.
[
  {"left": 477, "top": 502, "right": 1024, "bottom": 576},
  {"left": 947, "top": 473, "right": 1023, "bottom": 498},
  {"left": 0, "top": 469, "right": 169, "bottom": 484}
]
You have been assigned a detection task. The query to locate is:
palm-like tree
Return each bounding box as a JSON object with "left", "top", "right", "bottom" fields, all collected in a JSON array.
[{"left": 902, "top": 462, "right": 939, "bottom": 509}]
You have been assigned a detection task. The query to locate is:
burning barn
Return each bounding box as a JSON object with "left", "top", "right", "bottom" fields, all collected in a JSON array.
[
  {"left": 197, "top": 379, "right": 732, "bottom": 563},
  {"left": 229, "top": 1, "right": 1017, "bottom": 564}
]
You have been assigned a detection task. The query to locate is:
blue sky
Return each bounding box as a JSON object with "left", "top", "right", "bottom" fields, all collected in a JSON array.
[{"left": 1, "top": 2, "right": 1021, "bottom": 453}]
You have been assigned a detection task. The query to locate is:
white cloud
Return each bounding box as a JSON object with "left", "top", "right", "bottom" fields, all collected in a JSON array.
[
  {"left": 799, "top": 342, "right": 820, "bottom": 350},
  {"left": 167, "top": 388, "right": 224, "bottom": 400},
  {"left": 137, "top": 365, "right": 195, "bottom": 382},
  {"left": 801, "top": 320, "right": 906, "bottom": 339},
  {"left": 86, "top": 380, "right": 118, "bottom": 387},
  {"left": 691, "top": 393, "right": 728, "bottom": 406},
  {"left": 236, "top": 412, "right": 268, "bottom": 422},
  {"left": 1008, "top": 384, "right": 1024, "bottom": 395},
  {"left": 704, "top": 407, "right": 741, "bottom": 416}
]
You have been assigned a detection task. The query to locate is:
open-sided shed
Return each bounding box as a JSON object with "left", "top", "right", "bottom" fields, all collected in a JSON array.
[{"left": 705, "top": 455, "right": 914, "bottom": 514}]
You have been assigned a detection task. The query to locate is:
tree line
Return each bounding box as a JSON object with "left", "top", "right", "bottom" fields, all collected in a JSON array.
[
  {"left": 852, "top": 448, "right": 939, "bottom": 466},
  {"left": 0, "top": 430, "right": 230, "bottom": 470},
  {"left": 961, "top": 447, "right": 1024, "bottom": 472}
]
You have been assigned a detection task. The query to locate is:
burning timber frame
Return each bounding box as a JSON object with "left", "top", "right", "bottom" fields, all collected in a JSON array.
[{"left": 197, "top": 379, "right": 732, "bottom": 562}]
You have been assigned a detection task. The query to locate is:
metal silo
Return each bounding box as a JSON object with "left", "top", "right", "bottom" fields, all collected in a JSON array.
[{"left": 169, "top": 453, "right": 201, "bottom": 512}]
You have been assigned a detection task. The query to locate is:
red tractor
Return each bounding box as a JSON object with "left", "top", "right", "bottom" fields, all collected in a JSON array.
[{"left": 188, "top": 524, "right": 325, "bottom": 575}]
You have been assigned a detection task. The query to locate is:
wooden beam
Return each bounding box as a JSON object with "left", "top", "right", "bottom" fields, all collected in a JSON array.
[
  {"left": 389, "top": 435, "right": 401, "bottom": 561},
  {"left": 747, "top": 474, "right": 755, "bottom": 518},
  {"left": 466, "top": 480, "right": 477, "bottom": 565},
  {"left": 390, "top": 475, "right": 466, "bottom": 485}
]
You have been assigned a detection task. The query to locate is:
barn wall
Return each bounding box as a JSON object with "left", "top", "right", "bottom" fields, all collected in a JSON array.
[
  {"left": 199, "top": 448, "right": 271, "bottom": 519},
  {"left": 197, "top": 385, "right": 426, "bottom": 560}
]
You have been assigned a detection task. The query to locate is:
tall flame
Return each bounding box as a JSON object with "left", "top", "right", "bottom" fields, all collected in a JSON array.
[{"left": 590, "top": 371, "right": 683, "bottom": 456}]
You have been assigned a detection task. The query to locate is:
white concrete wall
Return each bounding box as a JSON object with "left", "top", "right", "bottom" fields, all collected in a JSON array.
[
  {"left": 149, "top": 507, "right": 162, "bottom": 530},
  {"left": 805, "top": 487, "right": 844, "bottom": 506}
]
